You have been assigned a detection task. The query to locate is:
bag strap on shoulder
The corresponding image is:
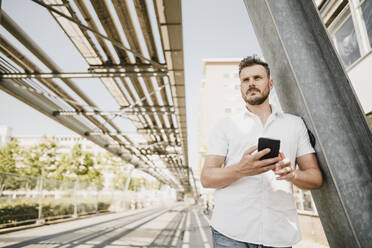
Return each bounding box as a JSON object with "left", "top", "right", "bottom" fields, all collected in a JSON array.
[{"left": 301, "top": 117, "right": 316, "bottom": 148}]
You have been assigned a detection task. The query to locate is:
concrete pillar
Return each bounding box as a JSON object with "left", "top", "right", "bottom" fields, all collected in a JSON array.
[{"left": 243, "top": 1, "right": 372, "bottom": 247}]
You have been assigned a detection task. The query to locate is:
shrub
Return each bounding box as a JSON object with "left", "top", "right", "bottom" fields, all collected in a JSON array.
[
  {"left": 0, "top": 203, "right": 38, "bottom": 224},
  {"left": 0, "top": 200, "right": 111, "bottom": 228}
]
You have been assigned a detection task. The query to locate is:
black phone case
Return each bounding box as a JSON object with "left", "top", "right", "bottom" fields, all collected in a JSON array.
[{"left": 258, "top": 137, "right": 280, "bottom": 160}]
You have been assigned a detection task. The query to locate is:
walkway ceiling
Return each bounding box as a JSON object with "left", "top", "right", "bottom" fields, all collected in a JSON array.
[{"left": 0, "top": 0, "right": 189, "bottom": 192}]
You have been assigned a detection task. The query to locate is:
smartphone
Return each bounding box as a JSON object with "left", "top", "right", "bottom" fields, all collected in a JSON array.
[{"left": 258, "top": 137, "right": 280, "bottom": 160}]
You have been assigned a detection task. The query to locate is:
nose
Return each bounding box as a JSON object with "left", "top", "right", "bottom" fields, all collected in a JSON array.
[{"left": 248, "top": 79, "right": 256, "bottom": 87}]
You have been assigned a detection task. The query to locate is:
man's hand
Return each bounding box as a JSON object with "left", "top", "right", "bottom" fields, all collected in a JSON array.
[
  {"left": 201, "top": 145, "right": 282, "bottom": 189},
  {"left": 274, "top": 152, "right": 295, "bottom": 181},
  {"left": 274, "top": 152, "right": 323, "bottom": 189},
  {"left": 234, "top": 145, "right": 281, "bottom": 177}
]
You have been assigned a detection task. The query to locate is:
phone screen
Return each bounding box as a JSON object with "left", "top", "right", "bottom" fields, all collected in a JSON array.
[{"left": 258, "top": 137, "right": 280, "bottom": 160}]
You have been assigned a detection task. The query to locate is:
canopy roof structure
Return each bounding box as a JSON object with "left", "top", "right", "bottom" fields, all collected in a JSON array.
[{"left": 0, "top": 0, "right": 189, "bottom": 192}]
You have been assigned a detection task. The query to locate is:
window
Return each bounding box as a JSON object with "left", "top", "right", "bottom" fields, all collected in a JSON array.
[
  {"left": 361, "top": 0, "right": 372, "bottom": 47},
  {"left": 326, "top": 0, "right": 372, "bottom": 68},
  {"left": 294, "top": 187, "right": 318, "bottom": 215},
  {"left": 332, "top": 9, "right": 361, "bottom": 67},
  {"left": 303, "top": 191, "right": 314, "bottom": 211},
  {"left": 319, "top": 0, "right": 331, "bottom": 13}
]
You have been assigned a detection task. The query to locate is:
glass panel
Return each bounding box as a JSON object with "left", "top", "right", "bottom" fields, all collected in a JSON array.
[
  {"left": 320, "top": 0, "right": 331, "bottom": 13},
  {"left": 361, "top": 0, "right": 372, "bottom": 48},
  {"left": 334, "top": 16, "right": 361, "bottom": 67},
  {"left": 303, "top": 191, "right": 314, "bottom": 211}
]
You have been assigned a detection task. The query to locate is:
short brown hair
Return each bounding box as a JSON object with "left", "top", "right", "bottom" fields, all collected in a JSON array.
[{"left": 239, "top": 55, "right": 270, "bottom": 78}]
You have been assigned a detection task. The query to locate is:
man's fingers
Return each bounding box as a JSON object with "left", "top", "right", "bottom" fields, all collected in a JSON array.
[
  {"left": 276, "top": 170, "right": 296, "bottom": 181},
  {"left": 244, "top": 145, "right": 258, "bottom": 155},
  {"left": 259, "top": 164, "right": 276, "bottom": 173},
  {"left": 275, "top": 158, "right": 291, "bottom": 170},
  {"left": 253, "top": 148, "right": 271, "bottom": 160},
  {"left": 256, "top": 156, "right": 281, "bottom": 167},
  {"left": 275, "top": 166, "right": 292, "bottom": 176}
]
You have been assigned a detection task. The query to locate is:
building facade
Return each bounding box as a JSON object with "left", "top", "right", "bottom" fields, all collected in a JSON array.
[
  {"left": 0, "top": 125, "right": 12, "bottom": 147},
  {"left": 198, "top": 59, "right": 242, "bottom": 174},
  {"left": 12, "top": 135, "right": 106, "bottom": 155},
  {"left": 317, "top": 0, "right": 372, "bottom": 125}
]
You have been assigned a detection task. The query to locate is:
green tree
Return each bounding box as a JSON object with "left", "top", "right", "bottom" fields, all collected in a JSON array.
[
  {"left": 19, "top": 137, "right": 58, "bottom": 177},
  {"left": 55, "top": 144, "right": 103, "bottom": 187},
  {"left": 0, "top": 140, "right": 20, "bottom": 173},
  {"left": 0, "top": 140, "right": 24, "bottom": 191},
  {"left": 98, "top": 152, "right": 131, "bottom": 190}
]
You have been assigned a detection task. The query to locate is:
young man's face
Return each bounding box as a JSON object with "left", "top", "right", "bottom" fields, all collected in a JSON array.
[{"left": 239, "top": 64, "right": 273, "bottom": 106}]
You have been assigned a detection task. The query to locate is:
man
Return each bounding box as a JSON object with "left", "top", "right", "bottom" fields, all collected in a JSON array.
[{"left": 201, "top": 56, "right": 323, "bottom": 248}]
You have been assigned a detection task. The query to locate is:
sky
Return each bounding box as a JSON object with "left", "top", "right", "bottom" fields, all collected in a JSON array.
[{"left": 0, "top": 0, "right": 262, "bottom": 171}]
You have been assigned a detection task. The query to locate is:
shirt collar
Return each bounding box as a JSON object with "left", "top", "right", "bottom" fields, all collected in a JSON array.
[
  {"left": 271, "top": 104, "right": 283, "bottom": 116},
  {"left": 243, "top": 104, "right": 283, "bottom": 119}
]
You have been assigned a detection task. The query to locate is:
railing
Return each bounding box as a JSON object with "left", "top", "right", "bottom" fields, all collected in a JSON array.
[{"left": 0, "top": 172, "right": 173, "bottom": 229}]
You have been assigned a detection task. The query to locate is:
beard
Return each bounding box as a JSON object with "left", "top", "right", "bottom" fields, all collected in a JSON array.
[{"left": 244, "top": 86, "right": 270, "bottom": 105}]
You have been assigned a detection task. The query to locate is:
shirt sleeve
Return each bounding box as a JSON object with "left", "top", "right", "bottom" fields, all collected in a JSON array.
[
  {"left": 296, "top": 117, "right": 315, "bottom": 158},
  {"left": 206, "top": 118, "right": 229, "bottom": 156}
]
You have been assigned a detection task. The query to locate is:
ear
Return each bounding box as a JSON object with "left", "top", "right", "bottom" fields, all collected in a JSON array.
[{"left": 269, "top": 79, "right": 274, "bottom": 90}]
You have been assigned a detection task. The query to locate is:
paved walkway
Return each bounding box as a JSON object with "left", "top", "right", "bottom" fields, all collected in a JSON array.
[
  {"left": 0, "top": 203, "right": 328, "bottom": 247},
  {"left": 0, "top": 202, "right": 212, "bottom": 248}
]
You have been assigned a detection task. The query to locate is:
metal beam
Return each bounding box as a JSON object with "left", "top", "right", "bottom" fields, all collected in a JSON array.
[
  {"left": 0, "top": 79, "right": 179, "bottom": 188},
  {"left": 87, "top": 128, "right": 179, "bottom": 136},
  {"left": 30, "top": 0, "right": 165, "bottom": 69},
  {"left": 1, "top": 1, "right": 189, "bottom": 192},
  {"left": 0, "top": 71, "right": 167, "bottom": 79},
  {"left": 88, "top": 64, "right": 166, "bottom": 70},
  {"left": 154, "top": 0, "right": 189, "bottom": 177},
  {"left": 121, "top": 105, "right": 175, "bottom": 109},
  {"left": 243, "top": 0, "right": 372, "bottom": 247},
  {"left": 54, "top": 109, "right": 176, "bottom": 116}
]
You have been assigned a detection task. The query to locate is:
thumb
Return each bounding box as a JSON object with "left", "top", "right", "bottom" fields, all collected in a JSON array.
[{"left": 279, "top": 151, "right": 285, "bottom": 159}]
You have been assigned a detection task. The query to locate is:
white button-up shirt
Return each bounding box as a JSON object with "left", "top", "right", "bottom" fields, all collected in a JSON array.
[{"left": 207, "top": 105, "right": 314, "bottom": 247}]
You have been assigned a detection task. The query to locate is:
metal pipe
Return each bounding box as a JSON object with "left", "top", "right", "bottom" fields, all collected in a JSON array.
[
  {"left": 54, "top": 110, "right": 175, "bottom": 116},
  {"left": 73, "top": 0, "right": 116, "bottom": 64},
  {"left": 0, "top": 78, "right": 177, "bottom": 188},
  {"left": 31, "top": 0, "right": 165, "bottom": 69},
  {"left": 132, "top": 0, "right": 172, "bottom": 132},
  {"left": 0, "top": 71, "right": 167, "bottom": 79},
  {"left": 87, "top": 128, "right": 179, "bottom": 135},
  {"left": 0, "top": 10, "right": 98, "bottom": 111},
  {"left": 89, "top": 63, "right": 166, "bottom": 70},
  {"left": 0, "top": 10, "right": 137, "bottom": 155}
]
